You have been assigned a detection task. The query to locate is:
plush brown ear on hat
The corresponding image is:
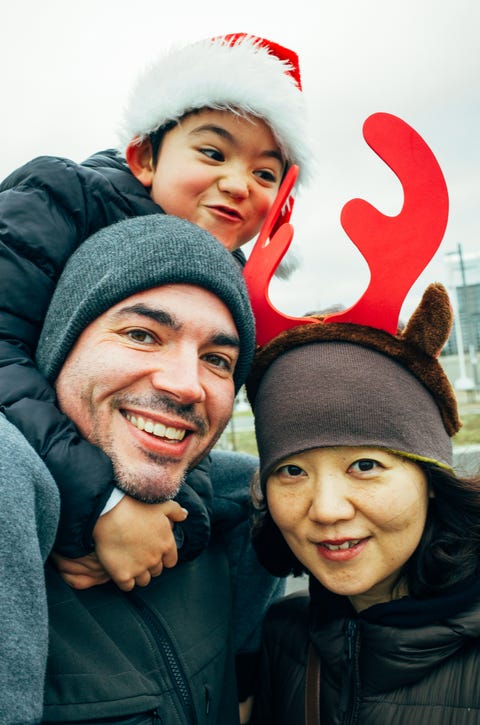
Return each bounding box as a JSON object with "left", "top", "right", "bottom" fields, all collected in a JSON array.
[
  {"left": 398, "top": 282, "right": 460, "bottom": 436},
  {"left": 402, "top": 282, "right": 453, "bottom": 358}
]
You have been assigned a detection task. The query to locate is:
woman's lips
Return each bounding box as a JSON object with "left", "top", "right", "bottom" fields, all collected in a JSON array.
[{"left": 316, "top": 537, "right": 369, "bottom": 562}]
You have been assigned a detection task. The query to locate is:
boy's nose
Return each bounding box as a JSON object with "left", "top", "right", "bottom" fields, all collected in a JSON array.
[{"left": 218, "top": 170, "right": 249, "bottom": 199}]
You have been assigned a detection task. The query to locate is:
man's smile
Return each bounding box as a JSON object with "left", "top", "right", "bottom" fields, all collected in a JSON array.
[{"left": 123, "top": 411, "right": 187, "bottom": 441}]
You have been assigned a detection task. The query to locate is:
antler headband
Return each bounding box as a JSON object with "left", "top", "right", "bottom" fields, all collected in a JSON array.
[
  {"left": 245, "top": 112, "right": 460, "bottom": 437},
  {"left": 244, "top": 112, "right": 449, "bottom": 345}
]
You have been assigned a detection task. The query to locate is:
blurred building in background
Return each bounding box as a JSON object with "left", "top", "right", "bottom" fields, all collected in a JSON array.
[{"left": 443, "top": 246, "right": 480, "bottom": 397}]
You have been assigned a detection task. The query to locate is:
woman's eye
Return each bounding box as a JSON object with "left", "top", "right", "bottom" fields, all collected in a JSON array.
[
  {"left": 350, "top": 459, "right": 379, "bottom": 473},
  {"left": 126, "top": 329, "right": 155, "bottom": 344},
  {"left": 276, "top": 464, "right": 306, "bottom": 478},
  {"left": 200, "top": 147, "right": 224, "bottom": 162}
]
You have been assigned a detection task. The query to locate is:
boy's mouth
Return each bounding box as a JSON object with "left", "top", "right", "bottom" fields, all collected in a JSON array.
[{"left": 208, "top": 204, "right": 243, "bottom": 220}]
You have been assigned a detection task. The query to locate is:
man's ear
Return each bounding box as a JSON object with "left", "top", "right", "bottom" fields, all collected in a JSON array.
[{"left": 126, "top": 138, "right": 154, "bottom": 187}]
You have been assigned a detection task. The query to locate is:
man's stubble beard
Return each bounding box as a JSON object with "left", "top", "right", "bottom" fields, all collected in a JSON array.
[
  {"left": 105, "top": 442, "right": 187, "bottom": 503},
  {"left": 89, "top": 392, "right": 231, "bottom": 503}
]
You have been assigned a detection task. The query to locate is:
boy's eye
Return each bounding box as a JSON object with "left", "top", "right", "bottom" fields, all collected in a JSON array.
[
  {"left": 255, "top": 168, "right": 279, "bottom": 184},
  {"left": 199, "top": 147, "right": 224, "bottom": 162}
]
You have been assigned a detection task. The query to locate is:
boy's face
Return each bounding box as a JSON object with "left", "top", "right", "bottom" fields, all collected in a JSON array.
[{"left": 128, "top": 109, "right": 286, "bottom": 251}]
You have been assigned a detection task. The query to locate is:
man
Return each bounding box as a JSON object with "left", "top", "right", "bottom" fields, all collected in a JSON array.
[
  {"left": 31, "top": 214, "right": 257, "bottom": 724},
  {"left": 0, "top": 415, "right": 59, "bottom": 725}
]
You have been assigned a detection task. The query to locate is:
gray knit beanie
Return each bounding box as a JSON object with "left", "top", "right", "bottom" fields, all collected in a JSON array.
[{"left": 36, "top": 214, "right": 255, "bottom": 393}]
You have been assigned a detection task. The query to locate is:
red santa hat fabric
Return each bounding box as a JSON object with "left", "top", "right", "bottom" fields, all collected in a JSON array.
[{"left": 119, "top": 32, "right": 311, "bottom": 186}]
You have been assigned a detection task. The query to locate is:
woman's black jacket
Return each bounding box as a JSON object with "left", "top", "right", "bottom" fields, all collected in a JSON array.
[{"left": 251, "top": 579, "right": 480, "bottom": 724}]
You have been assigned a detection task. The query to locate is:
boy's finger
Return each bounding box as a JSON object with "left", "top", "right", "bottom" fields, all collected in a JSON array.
[
  {"left": 161, "top": 501, "right": 189, "bottom": 522},
  {"left": 162, "top": 546, "right": 179, "bottom": 569},
  {"left": 61, "top": 572, "right": 111, "bottom": 590}
]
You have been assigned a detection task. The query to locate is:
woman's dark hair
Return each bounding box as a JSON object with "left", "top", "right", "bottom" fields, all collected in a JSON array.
[
  {"left": 251, "top": 461, "right": 480, "bottom": 593},
  {"left": 250, "top": 470, "right": 306, "bottom": 578},
  {"left": 406, "top": 462, "right": 480, "bottom": 597}
]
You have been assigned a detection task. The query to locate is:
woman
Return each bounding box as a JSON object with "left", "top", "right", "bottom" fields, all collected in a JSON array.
[{"left": 246, "top": 282, "right": 480, "bottom": 724}]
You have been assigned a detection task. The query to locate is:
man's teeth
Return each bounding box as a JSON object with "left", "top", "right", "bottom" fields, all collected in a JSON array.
[
  {"left": 124, "top": 413, "right": 186, "bottom": 441},
  {"left": 323, "top": 540, "right": 361, "bottom": 551}
]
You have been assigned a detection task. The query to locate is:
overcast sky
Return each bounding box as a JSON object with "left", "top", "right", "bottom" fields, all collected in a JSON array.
[{"left": 1, "top": 0, "right": 478, "bottom": 323}]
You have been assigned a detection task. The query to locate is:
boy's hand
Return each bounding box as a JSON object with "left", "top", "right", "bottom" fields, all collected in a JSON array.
[
  {"left": 50, "top": 551, "right": 110, "bottom": 589},
  {"left": 52, "top": 497, "right": 188, "bottom": 591}
]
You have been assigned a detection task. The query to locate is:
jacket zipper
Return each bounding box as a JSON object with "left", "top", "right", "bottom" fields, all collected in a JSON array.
[
  {"left": 339, "top": 619, "right": 361, "bottom": 725},
  {"left": 129, "top": 592, "right": 199, "bottom": 724}
]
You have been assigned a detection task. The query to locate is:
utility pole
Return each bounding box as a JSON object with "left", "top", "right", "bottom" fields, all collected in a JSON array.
[{"left": 457, "top": 243, "right": 479, "bottom": 396}]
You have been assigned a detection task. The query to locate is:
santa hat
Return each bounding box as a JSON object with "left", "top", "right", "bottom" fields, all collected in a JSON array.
[{"left": 119, "top": 32, "right": 310, "bottom": 186}]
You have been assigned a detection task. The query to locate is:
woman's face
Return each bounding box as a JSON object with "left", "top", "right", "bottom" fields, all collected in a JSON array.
[{"left": 266, "top": 447, "right": 430, "bottom": 611}]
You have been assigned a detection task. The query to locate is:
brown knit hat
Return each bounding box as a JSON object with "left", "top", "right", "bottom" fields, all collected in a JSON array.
[
  {"left": 246, "top": 283, "right": 460, "bottom": 486},
  {"left": 244, "top": 112, "right": 458, "bottom": 485}
]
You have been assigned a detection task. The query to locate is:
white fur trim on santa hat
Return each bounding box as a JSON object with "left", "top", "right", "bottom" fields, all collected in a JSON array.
[{"left": 118, "top": 35, "right": 311, "bottom": 185}]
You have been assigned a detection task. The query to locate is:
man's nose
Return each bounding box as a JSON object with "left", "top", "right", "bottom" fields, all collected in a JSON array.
[{"left": 149, "top": 351, "right": 206, "bottom": 405}]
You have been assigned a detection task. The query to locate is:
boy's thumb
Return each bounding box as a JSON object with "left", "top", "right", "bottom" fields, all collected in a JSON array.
[{"left": 164, "top": 500, "right": 189, "bottom": 522}]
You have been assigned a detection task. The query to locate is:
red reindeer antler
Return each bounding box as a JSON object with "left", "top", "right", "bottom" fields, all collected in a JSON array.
[
  {"left": 324, "top": 113, "right": 449, "bottom": 331},
  {"left": 244, "top": 113, "right": 449, "bottom": 346}
]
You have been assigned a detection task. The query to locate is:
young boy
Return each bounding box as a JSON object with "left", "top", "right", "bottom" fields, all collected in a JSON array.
[{"left": 0, "top": 32, "right": 310, "bottom": 712}]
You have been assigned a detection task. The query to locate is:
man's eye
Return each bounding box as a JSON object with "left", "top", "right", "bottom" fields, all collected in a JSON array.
[
  {"left": 126, "top": 329, "right": 155, "bottom": 344},
  {"left": 200, "top": 147, "right": 224, "bottom": 162},
  {"left": 203, "top": 353, "right": 233, "bottom": 372}
]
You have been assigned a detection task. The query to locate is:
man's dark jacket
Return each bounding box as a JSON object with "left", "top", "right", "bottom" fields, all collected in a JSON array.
[{"left": 43, "top": 539, "right": 240, "bottom": 724}]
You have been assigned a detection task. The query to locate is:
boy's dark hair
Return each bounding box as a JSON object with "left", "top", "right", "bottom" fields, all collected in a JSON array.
[
  {"left": 148, "top": 121, "right": 177, "bottom": 166},
  {"left": 251, "top": 462, "right": 480, "bottom": 595}
]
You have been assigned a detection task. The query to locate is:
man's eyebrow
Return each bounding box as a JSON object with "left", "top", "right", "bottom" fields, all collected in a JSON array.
[
  {"left": 111, "top": 304, "right": 240, "bottom": 349},
  {"left": 210, "top": 332, "right": 240, "bottom": 350},
  {"left": 189, "top": 123, "right": 284, "bottom": 164},
  {"left": 112, "top": 304, "right": 180, "bottom": 330}
]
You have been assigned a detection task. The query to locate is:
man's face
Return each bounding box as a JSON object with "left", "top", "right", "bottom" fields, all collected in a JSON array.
[{"left": 55, "top": 284, "right": 240, "bottom": 502}]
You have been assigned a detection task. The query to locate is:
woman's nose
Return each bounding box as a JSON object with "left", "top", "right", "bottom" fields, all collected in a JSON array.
[{"left": 308, "top": 475, "right": 356, "bottom": 524}]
